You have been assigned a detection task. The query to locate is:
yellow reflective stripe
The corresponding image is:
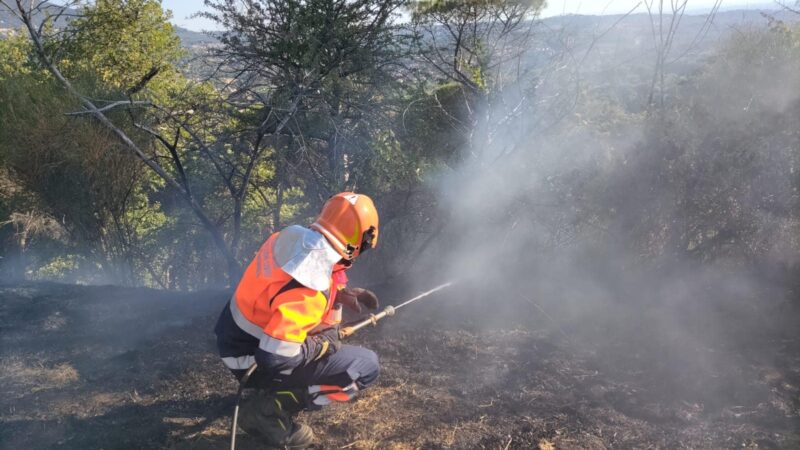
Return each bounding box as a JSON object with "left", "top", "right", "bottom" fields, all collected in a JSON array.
[
  {"left": 276, "top": 390, "right": 298, "bottom": 404},
  {"left": 314, "top": 341, "right": 329, "bottom": 361},
  {"left": 270, "top": 291, "right": 327, "bottom": 342}
]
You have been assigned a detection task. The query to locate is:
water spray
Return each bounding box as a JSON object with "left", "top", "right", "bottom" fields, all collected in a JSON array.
[
  {"left": 339, "top": 281, "right": 455, "bottom": 337},
  {"left": 230, "top": 281, "right": 456, "bottom": 449}
]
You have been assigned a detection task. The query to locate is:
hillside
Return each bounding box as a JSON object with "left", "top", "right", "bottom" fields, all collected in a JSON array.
[
  {"left": 1, "top": 282, "right": 797, "bottom": 449},
  {"left": 1, "top": 2, "right": 799, "bottom": 448},
  {"left": 0, "top": 3, "right": 72, "bottom": 30},
  {"left": 3, "top": 7, "right": 797, "bottom": 47}
]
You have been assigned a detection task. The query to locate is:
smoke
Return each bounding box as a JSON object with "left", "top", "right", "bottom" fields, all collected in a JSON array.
[{"left": 382, "top": 13, "right": 800, "bottom": 411}]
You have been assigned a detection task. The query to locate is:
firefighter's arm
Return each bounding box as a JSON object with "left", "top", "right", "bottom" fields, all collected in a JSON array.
[
  {"left": 337, "top": 288, "right": 380, "bottom": 313},
  {"left": 255, "top": 289, "right": 338, "bottom": 373},
  {"left": 331, "top": 267, "right": 380, "bottom": 312}
]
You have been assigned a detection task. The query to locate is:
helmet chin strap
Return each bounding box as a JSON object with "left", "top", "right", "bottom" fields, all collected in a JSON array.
[
  {"left": 360, "top": 226, "right": 376, "bottom": 253},
  {"left": 339, "top": 227, "right": 376, "bottom": 263}
]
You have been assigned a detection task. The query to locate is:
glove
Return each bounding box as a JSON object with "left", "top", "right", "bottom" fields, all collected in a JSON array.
[
  {"left": 336, "top": 287, "right": 379, "bottom": 313},
  {"left": 318, "top": 326, "right": 341, "bottom": 350},
  {"left": 306, "top": 326, "right": 341, "bottom": 363}
]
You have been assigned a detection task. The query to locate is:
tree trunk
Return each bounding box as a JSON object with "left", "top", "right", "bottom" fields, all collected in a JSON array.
[{"left": 273, "top": 151, "right": 284, "bottom": 232}]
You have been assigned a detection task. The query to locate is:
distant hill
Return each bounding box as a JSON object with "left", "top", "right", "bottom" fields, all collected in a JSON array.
[
  {"left": 4, "top": 4, "right": 796, "bottom": 47},
  {"left": 541, "top": 8, "right": 796, "bottom": 35},
  {"left": 174, "top": 26, "right": 218, "bottom": 47},
  {"left": 534, "top": 8, "right": 798, "bottom": 74},
  {"left": 0, "top": 2, "right": 74, "bottom": 30},
  {"left": 688, "top": 1, "right": 781, "bottom": 14}
]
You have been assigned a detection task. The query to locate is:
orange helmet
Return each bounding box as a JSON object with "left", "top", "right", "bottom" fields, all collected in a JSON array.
[{"left": 311, "top": 192, "right": 379, "bottom": 261}]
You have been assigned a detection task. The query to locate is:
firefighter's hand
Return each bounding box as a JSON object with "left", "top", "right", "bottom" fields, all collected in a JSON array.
[
  {"left": 319, "top": 326, "right": 342, "bottom": 351},
  {"left": 309, "top": 326, "right": 341, "bottom": 362},
  {"left": 337, "top": 288, "right": 379, "bottom": 313}
]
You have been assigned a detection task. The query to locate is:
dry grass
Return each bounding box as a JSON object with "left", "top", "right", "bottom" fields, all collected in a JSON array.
[
  {"left": 2, "top": 284, "right": 798, "bottom": 449},
  {"left": 0, "top": 357, "right": 79, "bottom": 394}
]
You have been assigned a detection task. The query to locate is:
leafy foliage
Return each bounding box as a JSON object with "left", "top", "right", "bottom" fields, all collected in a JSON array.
[
  {"left": 61, "top": 0, "right": 184, "bottom": 92},
  {"left": 0, "top": 0, "right": 797, "bottom": 290}
]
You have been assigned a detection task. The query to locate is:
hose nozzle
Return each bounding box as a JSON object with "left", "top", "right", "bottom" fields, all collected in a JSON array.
[{"left": 339, "top": 282, "right": 454, "bottom": 339}]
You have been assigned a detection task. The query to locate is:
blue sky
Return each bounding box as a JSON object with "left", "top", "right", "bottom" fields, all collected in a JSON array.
[
  {"left": 161, "top": 0, "right": 217, "bottom": 31},
  {"left": 163, "top": 0, "right": 777, "bottom": 31}
]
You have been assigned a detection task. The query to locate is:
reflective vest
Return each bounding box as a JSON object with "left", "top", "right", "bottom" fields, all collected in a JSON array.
[{"left": 229, "top": 232, "right": 346, "bottom": 358}]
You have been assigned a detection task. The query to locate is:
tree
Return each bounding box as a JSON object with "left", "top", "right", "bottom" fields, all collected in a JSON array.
[
  {"left": 62, "top": 0, "right": 184, "bottom": 92},
  {"left": 411, "top": 0, "right": 544, "bottom": 92},
  {"left": 642, "top": 0, "right": 723, "bottom": 110},
  {"left": 409, "top": 0, "right": 546, "bottom": 163},
  {"left": 204, "top": 0, "right": 408, "bottom": 203},
  {"left": 3, "top": 0, "right": 417, "bottom": 284},
  {"left": 594, "top": 23, "right": 800, "bottom": 265},
  {"left": 1, "top": 0, "right": 254, "bottom": 283}
]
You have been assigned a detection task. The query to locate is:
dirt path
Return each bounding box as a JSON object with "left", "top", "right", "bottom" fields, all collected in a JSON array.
[{"left": 1, "top": 282, "right": 798, "bottom": 449}]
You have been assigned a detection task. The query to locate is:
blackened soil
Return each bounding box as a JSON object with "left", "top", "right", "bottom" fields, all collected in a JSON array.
[{"left": 1, "top": 282, "right": 798, "bottom": 449}]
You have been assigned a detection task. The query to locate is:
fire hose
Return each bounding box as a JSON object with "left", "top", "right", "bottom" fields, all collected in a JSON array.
[{"left": 230, "top": 281, "right": 454, "bottom": 450}]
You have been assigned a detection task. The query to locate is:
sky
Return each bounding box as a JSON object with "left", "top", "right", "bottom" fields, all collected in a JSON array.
[
  {"left": 161, "top": 0, "right": 218, "bottom": 31},
  {"left": 161, "top": 0, "right": 777, "bottom": 31}
]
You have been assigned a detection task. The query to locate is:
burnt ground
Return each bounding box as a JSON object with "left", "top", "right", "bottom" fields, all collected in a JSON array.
[{"left": 0, "top": 281, "right": 798, "bottom": 449}]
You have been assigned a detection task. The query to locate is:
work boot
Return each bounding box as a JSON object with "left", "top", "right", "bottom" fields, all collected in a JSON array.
[{"left": 238, "top": 388, "right": 315, "bottom": 449}]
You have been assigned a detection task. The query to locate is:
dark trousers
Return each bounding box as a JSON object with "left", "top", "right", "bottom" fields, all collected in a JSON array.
[{"left": 232, "top": 345, "right": 380, "bottom": 396}]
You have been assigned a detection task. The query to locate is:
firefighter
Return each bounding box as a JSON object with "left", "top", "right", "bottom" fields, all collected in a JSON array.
[{"left": 215, "top": 192, "right": 381, "bottom": 448}]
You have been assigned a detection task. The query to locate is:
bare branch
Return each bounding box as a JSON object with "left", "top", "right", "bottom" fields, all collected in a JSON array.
[
  {"left": 126, "top": 66, "right": 160, "bottom": 96},
  {"left": 65, "top": 100, "right": 151, "bottom": 116}
]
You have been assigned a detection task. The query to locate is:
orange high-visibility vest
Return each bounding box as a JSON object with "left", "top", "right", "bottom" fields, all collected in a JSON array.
[{"left": 230, "top": 233, "right": 345, "bottom": 358}]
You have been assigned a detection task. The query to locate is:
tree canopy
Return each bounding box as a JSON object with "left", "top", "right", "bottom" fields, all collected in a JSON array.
[{"left": 0, "top": 0, "right": 797, "bottom": 291}]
